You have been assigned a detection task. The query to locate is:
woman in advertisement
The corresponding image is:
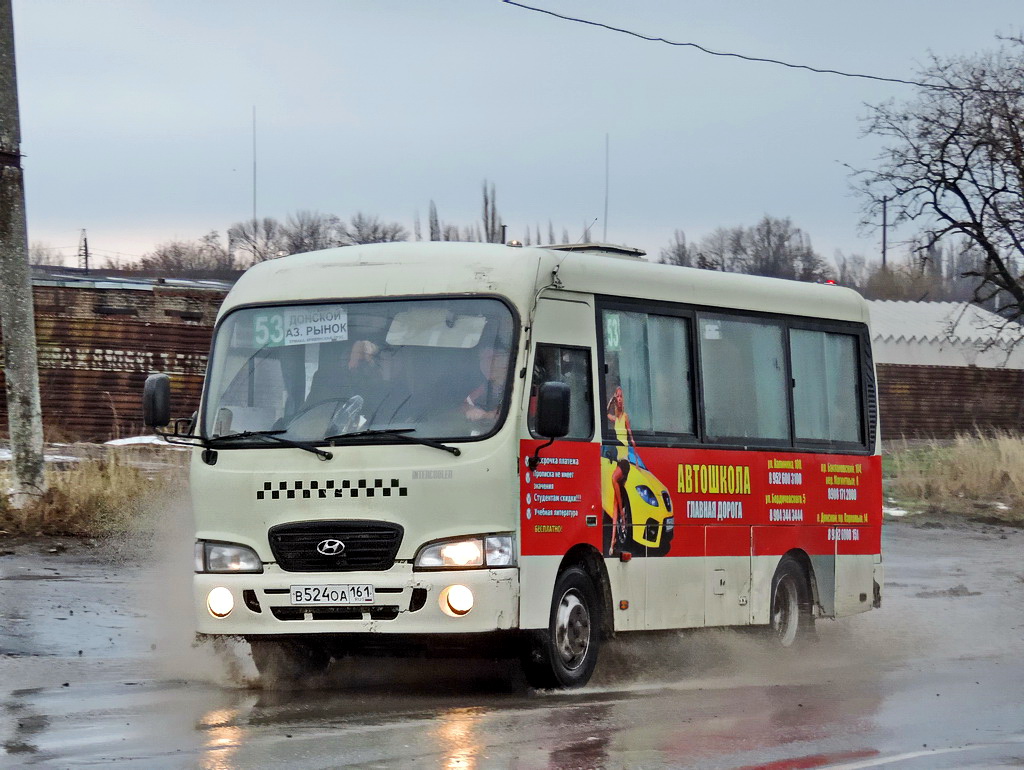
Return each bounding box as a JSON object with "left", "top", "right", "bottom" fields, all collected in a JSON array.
[{"left": 605, "top": 385, "right": 637, "bottom": 555}]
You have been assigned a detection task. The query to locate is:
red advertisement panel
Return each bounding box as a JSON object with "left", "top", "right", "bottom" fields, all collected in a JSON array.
[
  {"left": 518, "top": 440, "right": 602, "bottom": 557},
  {"left": 520, "top": 440, "right": 882, "bottom": 559}
]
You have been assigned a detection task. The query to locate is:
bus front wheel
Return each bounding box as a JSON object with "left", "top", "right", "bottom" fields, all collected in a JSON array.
[
  {"left": 522, "top": 566, "right": 601, "bottom": 689},
  {"left": 769, "top": 557, "right": 815, "bottom": 647}
]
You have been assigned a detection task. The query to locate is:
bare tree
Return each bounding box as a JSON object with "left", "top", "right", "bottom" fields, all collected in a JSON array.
[
  {"left": 694, "top": 227, "right": 742, "bottom": 271},
  {"left": 134, "top": 231, "right": 237, "bottom": 276},
  {"left": 856, "top": 35, "right": 1024, "bottom": 318},
  {"left": 340, "top": 212, "right": 408, "bottom": 245},
  {"left": 28, "top": 241, "right": 64, "bottom": 266},
  {"left": 659, "top": 229, "right": 694, "bottom": 267},
  {"left": 279, "top": 210, "right": 342, "bottom": 254},
  {"left": 736, "top": 216, "right": 829, "bottom": 281},
  {"left": 482, "top": 180, "right": 502, "bottom": 243},
  {"left": 835, "top": 252, "right": 870, "bottom": 291},
  {"left": 664, "top": 217, "right": 830, "bottom": 281},
  {"left": 228, "top": 216, "right": 284, "bottom": 264},
  {"left": 428, "top": 201, "right": 441, "bottom": 242}
]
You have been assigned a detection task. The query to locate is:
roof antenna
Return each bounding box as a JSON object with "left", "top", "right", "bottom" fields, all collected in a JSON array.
[
  {"left": 603, "top": 132, "right": 609, "bottom": 242},
  {"left": 571, "top": 218, "right": 599, "bottom": 249}
]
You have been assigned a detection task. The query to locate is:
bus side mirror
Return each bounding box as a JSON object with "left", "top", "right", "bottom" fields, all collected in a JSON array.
[
  {"left": 535, "top": 381, "right": 570, "bottom": 439},
  {"left": 143, "top": 373, "right": 171, "bottom": 428}
]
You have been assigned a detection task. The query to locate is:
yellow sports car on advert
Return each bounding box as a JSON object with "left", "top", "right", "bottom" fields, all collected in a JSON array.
[{"left": 600, "top": 450, "right": 675, "bottom": 556}]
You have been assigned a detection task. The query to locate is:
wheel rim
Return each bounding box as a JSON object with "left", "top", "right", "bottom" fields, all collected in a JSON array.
[
  {"left": 554, "top": 589, "right": 591, "bottom": 670},
  {"left": 771, "top": 575, "right": 800, "bottom": 647}
]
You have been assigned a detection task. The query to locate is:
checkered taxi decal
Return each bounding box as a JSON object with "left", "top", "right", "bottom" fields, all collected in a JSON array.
[{"left": 256, "top": 478, "right": 408, "bottom": 501}]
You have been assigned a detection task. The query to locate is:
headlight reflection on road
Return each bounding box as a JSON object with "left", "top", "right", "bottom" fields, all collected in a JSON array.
[
  {"left": 436, "top": 706, "right": 484, "bottom": 769},
  {"left": 199, "top": 707, "right": 243, "bottom": 770}
]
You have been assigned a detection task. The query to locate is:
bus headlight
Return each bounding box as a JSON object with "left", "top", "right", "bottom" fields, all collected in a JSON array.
[
  {"left": 415, "top": 535, "right": 516, "bottom": 569},
  {"left": 195, "top": 541, "right": 264, "bottom": 573}
]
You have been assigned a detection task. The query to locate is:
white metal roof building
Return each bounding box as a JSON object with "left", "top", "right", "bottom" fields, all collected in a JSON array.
[
  {"left": 867, "top": 300, "right": 1024, "bottom": 438},
  {"left": 868, "top": 300, "right": 1024, "bottom": 369}
]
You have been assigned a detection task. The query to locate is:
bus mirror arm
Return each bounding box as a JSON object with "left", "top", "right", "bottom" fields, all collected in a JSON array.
[
  {"left": 528, "top": 437, "right": 555, "bottom": 470},
  {"left": 528, "top": 381, "right": 571, "bottom": 470}
]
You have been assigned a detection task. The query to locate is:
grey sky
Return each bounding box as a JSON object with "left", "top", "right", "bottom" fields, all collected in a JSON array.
[{"left": 12, "top": 1, "right": 1022, "bottom": 266}]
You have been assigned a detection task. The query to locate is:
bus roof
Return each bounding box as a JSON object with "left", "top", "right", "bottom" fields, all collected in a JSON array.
[{"left": 220, "top": 242, "right": 870, "bottom": 326}]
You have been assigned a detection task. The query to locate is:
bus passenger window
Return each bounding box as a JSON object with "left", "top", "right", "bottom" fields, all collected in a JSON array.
[
  {"left": 699, "top": 315, "right": 789, "bottom": 442},
  {"left": 790, "top": 329, "right": 861, "bottom": 444},
  {"left": 601, "top": 310, "right": 694, "bottom": 440},
  {"left": 529, "top": 346, "right": 593, "bottom": 440}
]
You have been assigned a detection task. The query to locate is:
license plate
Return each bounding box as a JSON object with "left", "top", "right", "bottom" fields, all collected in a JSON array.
[{"left": 289, "top": 584, "right": 375, "bottom": 605}]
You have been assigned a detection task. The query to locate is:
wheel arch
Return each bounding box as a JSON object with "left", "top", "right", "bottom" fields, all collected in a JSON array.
[
  {"left": 558, "top": 544, "right": 614, "bottom": 641},
  {"left": 776, "top": 548, "right": 818, "bottom": 611}
]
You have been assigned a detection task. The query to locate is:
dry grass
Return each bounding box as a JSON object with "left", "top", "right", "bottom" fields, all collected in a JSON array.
[
  {"left": 0, "top": 446, "right": 188, "bottom": 537},
  {"left": 887, "top": 432, "right": 1024, "bottom": 524}
]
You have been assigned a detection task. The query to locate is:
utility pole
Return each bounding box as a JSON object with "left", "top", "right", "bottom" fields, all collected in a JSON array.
[
  {"left": 252, "top": 105, "right": 257, "bottom": 224},
  {"left": 881, "top": 196, "right": 889, "bottom": 269},
  {"left": 0, "top": 0, "right": 45, "bottom": 508},
  {"left": 77, "top": 228, "right": 89, "bottom": 271},
  {"left": 603, "top": 133, "right": 609, "bottom": 243}
]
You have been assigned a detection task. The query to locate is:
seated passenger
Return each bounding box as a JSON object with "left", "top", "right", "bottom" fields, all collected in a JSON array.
[{"left": 462, "top": 344, "right": 510, "bottom": 426}]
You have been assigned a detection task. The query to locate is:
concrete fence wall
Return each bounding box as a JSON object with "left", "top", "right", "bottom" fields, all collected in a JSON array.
[
  {"left": 0, "top": 283, "right": 226, "bottom": 441},
  {"left": 876, "top": 363, "right": 1024, "bottom": 440}
]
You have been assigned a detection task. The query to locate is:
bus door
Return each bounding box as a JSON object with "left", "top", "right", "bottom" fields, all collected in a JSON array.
[
  {"left": 598, "top": 305, "right": 706, "bottom": 631},
  {"left": 518, "top": 296, "right": 617, "bottom": 630}
]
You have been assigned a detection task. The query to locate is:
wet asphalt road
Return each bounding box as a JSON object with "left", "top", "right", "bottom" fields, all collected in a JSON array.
[{"left": 1, "top": 517, "right": 1023, "bottom": 769}]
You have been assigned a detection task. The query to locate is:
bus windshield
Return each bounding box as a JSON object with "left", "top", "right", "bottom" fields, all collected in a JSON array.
[{"left": 203, "top": 297, "right": 516, "bottom": 444}]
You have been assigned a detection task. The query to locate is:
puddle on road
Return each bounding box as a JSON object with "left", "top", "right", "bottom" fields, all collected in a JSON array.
[{"left": 3, "top": 519, "right": 1024, "bottom": 767}]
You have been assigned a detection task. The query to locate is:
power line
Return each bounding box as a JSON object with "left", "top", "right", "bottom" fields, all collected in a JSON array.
[
  {"left": 502, "top": 0, "right": 1022, "bottom": 95},
  {"left": 87, "top": 247, "right": 146, "bottom": 259}
]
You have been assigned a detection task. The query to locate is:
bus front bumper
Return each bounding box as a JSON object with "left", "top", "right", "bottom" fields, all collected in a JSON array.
[{"left": 193, "top": 565, "right": 520, "bottom": 636}]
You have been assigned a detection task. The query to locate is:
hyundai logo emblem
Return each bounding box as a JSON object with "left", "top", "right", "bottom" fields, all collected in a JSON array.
[{"left": 316, "top": 538, "right": 346, "bottom": 556}]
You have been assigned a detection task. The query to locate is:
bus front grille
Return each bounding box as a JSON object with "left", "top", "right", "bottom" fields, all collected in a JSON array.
[
  {"left": 271, "top": 606, "right": 401, "bottom": 621},
  {"left": 268, "top": 520, "right": 404, "bottom": 572}
]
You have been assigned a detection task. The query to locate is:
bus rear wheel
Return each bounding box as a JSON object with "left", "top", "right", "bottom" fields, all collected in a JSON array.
[
  {"left": 769, "top": 557, "right": 814, "bottom": 647},
  {"left": 249, "top": 638, "right": 332, "bottom": 686},
  {"left": 522, "top": 566, "right": 602, "bottom": 689}
]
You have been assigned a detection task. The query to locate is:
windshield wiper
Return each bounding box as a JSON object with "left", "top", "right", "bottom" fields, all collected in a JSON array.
[
  {"left": 205, "top": 430, "right": 333, "bottom": 460},
  {"left": 324, "top": 428, "right": 461, "bottom": 457}
]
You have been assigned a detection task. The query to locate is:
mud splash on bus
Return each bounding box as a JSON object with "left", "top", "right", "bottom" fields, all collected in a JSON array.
[
  {"left": 584, "top": 609, "right": 927, "bottom": 696},
  {"left": 127, "top": 491, "right": 258, "bottom": 689}
]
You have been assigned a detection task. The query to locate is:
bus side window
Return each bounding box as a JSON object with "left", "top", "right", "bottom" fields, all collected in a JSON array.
[
  {"left": 600, "top": 309, "right": 694, "bottom": 440},
  {"left": 790, "top": 328, "right": 862, "bottom": 444},
  {"left": 529, "top": 345, "right": 593, "bottom": 440},
  {"left": 699, "top": 314, "right": 789, "bottom": 442}
]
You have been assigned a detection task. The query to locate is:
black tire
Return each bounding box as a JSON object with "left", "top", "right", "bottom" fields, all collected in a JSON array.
[
  {"left": 769, "top": 557, "right": 815, "bottom": 647},
  {"left": 522, "top": 566, "right": 602, "bottom": 689},
  {"left": 249, "top": 638, "right": 332, "bottom": 687}
]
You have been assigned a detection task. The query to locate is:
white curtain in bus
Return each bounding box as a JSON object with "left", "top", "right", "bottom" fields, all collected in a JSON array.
[
  {"left": 790, "top": 329, "right": 860, "bottom": 443},
  {"left": 700, "top": 316, "right": 789, "bottom": 441}
]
